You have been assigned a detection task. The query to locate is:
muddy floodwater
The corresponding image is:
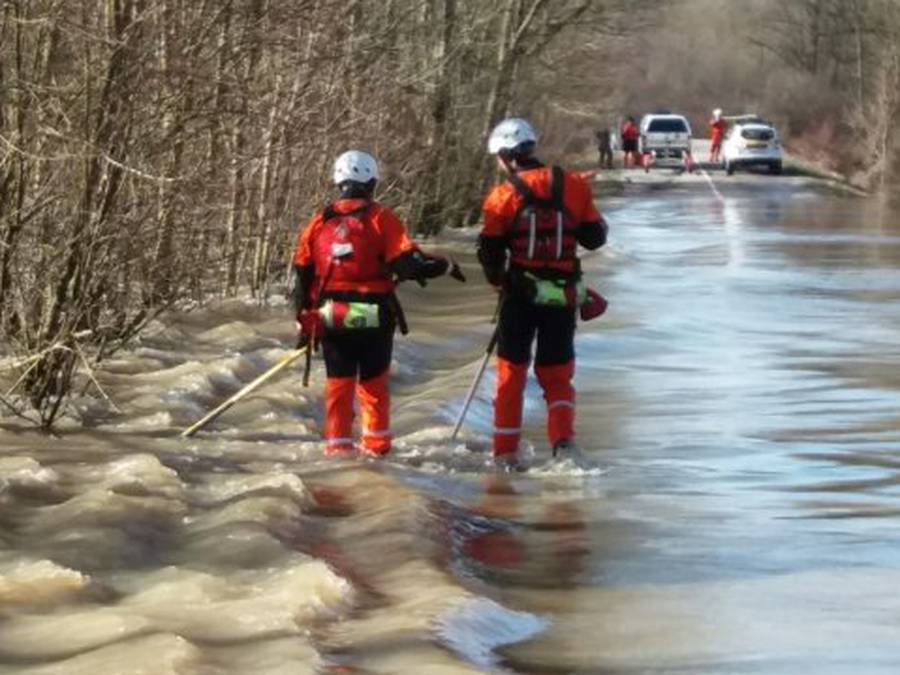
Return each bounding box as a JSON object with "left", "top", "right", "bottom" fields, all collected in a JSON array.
[{"left": 2, "top": 178, "right": 900, "bottom": 674}]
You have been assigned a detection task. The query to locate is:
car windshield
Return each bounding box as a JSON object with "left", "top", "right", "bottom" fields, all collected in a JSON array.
[
  {"left": 647, "top": 119, "right": 688, "bottom": 133},
  {"left": 741, "top": 127, "right": 775, "bottom": 141}
]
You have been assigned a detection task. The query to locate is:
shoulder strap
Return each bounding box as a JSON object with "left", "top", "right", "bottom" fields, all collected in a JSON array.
[
  {"left": 506, "top": 172, "right": 537, "bottom": 205},
  {"left": 550, "top": 166, "right": 564, "bottom": 210}
]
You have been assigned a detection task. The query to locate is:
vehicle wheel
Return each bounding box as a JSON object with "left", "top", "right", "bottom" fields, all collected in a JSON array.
[
  {"left": 726, "top": 161, "right": 735, "bottom": 176},
  {"left": 769, "top": 161, "right": 783, "bottom": 175}
]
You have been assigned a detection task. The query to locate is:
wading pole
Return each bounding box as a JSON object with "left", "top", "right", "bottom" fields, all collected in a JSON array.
[
  {"left": 181, "top": 346, "right": 308, "bottom": 438},
  {"left": 450, "top": 294, "right": 503, "bottom": 442}
]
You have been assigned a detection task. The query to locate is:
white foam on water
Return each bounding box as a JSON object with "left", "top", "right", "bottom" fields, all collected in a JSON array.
[
  {"left": 9, "top": 633, "right": 204, "bottom": 675},
  {"left": 0, "top": 559, "right": 90, "bottom": 609},
  {"left": 389, "top": 426, "right": 609, "bottom": 479},
  {"left": 0, "top": 457, "right": 60, "bottom": 491},
  {"left": 0, "top": 557, "right": 352, "bottom": 662},
  {"left": 435, "top": 596, "right": 549, "bottom": 671},
  {"left": 391, "top": 426, "right": 501, "bottom": 474},
  {"left": 191, "top": 471, "right": 310, "bottom": 507},
  {"left": 26, "top": 487, "right": 186, "bottom": 534},
  {"left": 0, "top": 609, "right": 156, "bottom": 660},
  {"left": 99, "top": 454, "right": 185, "bottom": 499},
  {"left": 119, "top": 560, "right": 353, "bottom": 642}
]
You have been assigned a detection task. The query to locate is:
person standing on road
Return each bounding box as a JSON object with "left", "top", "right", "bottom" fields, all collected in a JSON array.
[
  {"left": 620, "top": 116, "right": 640, "bottom": 169},
  {"left": 477, "top": 118, "right": 609, "bottom": 469},
  {"left": 709, "top": 108, "right": 727, "bottom": 164},
  {"left": 595, "top": 128, "right": 613, "bottom": 169},
  {"left": 292, "top": 150, "right": 455, "bottom": 457}
]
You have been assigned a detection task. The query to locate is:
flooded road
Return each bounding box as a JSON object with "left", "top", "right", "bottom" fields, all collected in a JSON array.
[{"left": 2, "top": 179, "right": 900, "bottom": 673}]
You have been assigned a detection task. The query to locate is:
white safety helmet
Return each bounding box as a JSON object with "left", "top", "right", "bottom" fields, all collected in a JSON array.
[
  {"left": 332, "top": 150, "right": 379, "bottom": 185},
  {"left": 487, "top": 117, "right": 538, "bottom": 155},
  {"left": 713, "top": 108, "right": 723, "bottom": 119}
]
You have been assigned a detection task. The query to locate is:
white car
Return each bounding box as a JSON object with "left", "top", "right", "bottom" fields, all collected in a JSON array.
[
  {"left": 639, "top": 113, "right": 693, "bottom": 169},
  {"left": 722, "top": 121, "right": 783, "bottom": 175}
]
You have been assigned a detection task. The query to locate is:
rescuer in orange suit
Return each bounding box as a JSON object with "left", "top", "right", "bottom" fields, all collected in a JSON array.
[
  {"left": 709, "top": 108, "right": 727, "bottom": 164},
  {"left": 292, "top": 150, "right": 457, "bottom": 457},
  {"left": 478, "top": 118, "right": 609, "bottom": 469}
]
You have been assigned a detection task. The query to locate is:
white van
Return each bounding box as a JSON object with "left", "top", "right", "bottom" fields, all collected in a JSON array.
[{"left": 639, "top": 114, "right": 693, "bottom": 168}]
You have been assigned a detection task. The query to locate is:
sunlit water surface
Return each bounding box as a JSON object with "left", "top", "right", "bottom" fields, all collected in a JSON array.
[{"left": 2, "top": 180, "right": 900, "bottom": 674}]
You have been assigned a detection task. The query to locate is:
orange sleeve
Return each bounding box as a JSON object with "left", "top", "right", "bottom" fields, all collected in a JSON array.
[
  {"left": 566, "top": 173, "right": 602, "bottom": 223},
  {"left": 481, "top": 183, "right": 518, "bottom": 236},
  {"left": 292, "top": 214, "right": 321, "bottom": 267},
  {"left": 375, "top": 206, "right": 416, "bottom": 264}
]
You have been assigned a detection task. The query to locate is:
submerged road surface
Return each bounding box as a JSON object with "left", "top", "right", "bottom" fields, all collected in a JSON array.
[{"left": 1, "top": 177, "right": 899, "bottom": 674}]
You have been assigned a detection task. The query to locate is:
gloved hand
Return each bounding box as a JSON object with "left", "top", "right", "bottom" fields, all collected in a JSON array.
[
  {"left": 296, "top": 309, "right": 321, "bottom": 348},
  {"left": 417, "top": 252, "right": 449, "bottom": 280},
  {"left": 448, "top": 258, "right": 467, "bottom": 283},
  {"left": 392, "top": 249, "right": 450, "bottom": 286}
]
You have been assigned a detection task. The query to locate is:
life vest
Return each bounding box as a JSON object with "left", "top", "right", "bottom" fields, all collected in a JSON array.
[
  {"left": 507, "top": 166, "right": 579, "bottom": 274},
  {"left": 310, "top": 202, "right": 391, "bottom": 295}
]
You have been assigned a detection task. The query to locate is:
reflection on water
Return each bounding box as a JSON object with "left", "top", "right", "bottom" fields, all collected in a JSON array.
[{"left": 2, "top": 183, "right": 900, "bottom": 673}]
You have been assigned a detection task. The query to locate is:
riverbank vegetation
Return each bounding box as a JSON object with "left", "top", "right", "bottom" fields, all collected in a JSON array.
[{"left": 0, "top": 0, "right": 650, "bottom": 426}]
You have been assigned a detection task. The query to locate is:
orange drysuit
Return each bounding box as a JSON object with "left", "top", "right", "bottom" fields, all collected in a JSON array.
[
  {"left": 710, "top": 118, "right": 727, "bottom": 150},
  {"left": 478, "top": 163, "right": 607, "bottom": 456},
  {"left": 293, "top": 198, "right": 415, "bottom": 456}
]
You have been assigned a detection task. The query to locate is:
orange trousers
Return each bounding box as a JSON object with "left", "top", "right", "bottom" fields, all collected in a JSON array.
[
  {"left": 493, "top": 358, "right": 575, "bottom": 455},
  {"left": 492, "top": 296, "right": 577, "bottom": 456},
  {"left": 321, "top": 324, "right": 393, "bottom": 456},
  {"left": 324, "top": 373, "right": 391, "bottom": 455}
]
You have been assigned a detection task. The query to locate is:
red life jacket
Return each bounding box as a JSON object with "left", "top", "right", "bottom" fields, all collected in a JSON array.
[
  {"left": 311, "top": 202, "right": 392, "bottom": 295},
  {"left": 507, "top": 167, "right": 579, "bottom": 274}
]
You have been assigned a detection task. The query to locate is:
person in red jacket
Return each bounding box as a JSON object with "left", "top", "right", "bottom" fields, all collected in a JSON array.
[
  {"left": 709, "top": 108, "right": 727, "bottom": 164},
  {"left": 620, "top": 116, "right": 640, "bottom": 168},
  {"left": 292, "top": 150, "right": 453, "bottom": 457},
  {"left": 478, "top": 118, "right": 608, "bottom": 469}
]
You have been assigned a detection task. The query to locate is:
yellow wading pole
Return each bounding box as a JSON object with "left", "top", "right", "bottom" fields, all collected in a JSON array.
[{"left": 181, "top": 346, "right": 308, "bottom": 438}]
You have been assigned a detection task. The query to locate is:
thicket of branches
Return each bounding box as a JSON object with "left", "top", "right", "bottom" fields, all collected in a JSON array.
[
  {"left": 622, "top": 0, "right": 900, "bottom": 190},
  {"left": 0, "top": 0, "right": 645, "bottom": 426}
]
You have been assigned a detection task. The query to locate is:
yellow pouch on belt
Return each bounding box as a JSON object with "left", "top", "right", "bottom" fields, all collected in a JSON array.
[{"left": 319, "top": 300, "right": 380, "bottom": 331}]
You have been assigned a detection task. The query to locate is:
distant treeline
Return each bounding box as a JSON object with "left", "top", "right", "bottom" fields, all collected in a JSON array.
[
  {"left": 0, "top": 0, "right": 646, "bottom": 426},
  {"left": 622, "top": 0, "right": 900, "bottom": 191}
]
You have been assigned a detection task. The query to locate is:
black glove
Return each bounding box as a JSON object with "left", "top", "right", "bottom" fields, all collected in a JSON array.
[
  {"left": 448, "top": 259, "right": 466, "bottom": 283},
  {"left": 392, "top": 250, "right": 449, "bottom": 285},
  {"left": 419, "top": 253, "right": 449, "bottom": 279}
]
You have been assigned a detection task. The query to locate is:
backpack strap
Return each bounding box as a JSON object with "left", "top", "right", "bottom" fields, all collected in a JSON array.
[
  {"left": 550, "top": 165, "right": 564, "bottom": 209},
  {"left": 507, "top": 172, "right": 538, "bottom": 205},
  {"left": 507, "top": 170, "right": 562, "bottom": 210}
]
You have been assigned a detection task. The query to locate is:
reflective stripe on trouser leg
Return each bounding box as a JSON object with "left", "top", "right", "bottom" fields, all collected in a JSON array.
[
  {"left": 357, "top": 370, "right": 391, "bottom": 455},
  {"left": 494, "top": 357, "right": 528, "bottom": 456},
  {"left": 535, "top": 360, "right": 575, "bottom": 447},
  {"left": 325, "top": 376, "right": 355, "bottom": 454}
]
